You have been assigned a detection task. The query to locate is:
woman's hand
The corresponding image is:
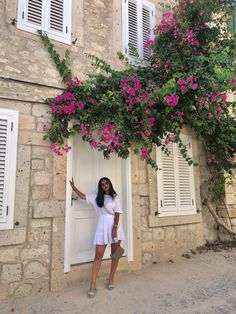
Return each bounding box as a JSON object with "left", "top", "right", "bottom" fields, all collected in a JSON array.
[
  {"left": 69, "top": 177, "right": 86, "bottom": 200},
  {"left": 69, "top": 177, "right": 76, "bottom": 191}
]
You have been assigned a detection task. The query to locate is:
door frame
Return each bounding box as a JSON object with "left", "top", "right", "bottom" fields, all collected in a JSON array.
[{"left": 64, "top": 135, "right": 133, "bottom": 273}]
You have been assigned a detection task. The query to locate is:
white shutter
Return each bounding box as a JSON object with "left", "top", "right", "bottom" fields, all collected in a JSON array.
[
  {"left": 141, "top": 1, "right": 155, "bottom": 60},
  {"left": 0, "top": 110, "right": 19, "bottom": 230},
  {"left": 177, "top": 135, "right": 196, "bottom": 212},
  {"left": 157, "top": 142, "right": 178, "bottom": 213},
  {"left": 156, "top": 135, "right": 196, "bottom": 217},
  {"left": 122, "top": 0, "right": 155, "bottom": 59},
  {"left": 26, "top": 0, "right": 43, "bottom": 26},
  {"left": 17, "top": 0, "right": 71, "bottom": 44},
  {"left": 0, "top": 119, "right": 9, "bottom": 223}
]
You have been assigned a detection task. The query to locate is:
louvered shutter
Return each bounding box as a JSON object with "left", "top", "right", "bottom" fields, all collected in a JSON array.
[
  {"left": 157, "top": 142, "right": 178, "bottom": 213},
  {"left": 123, "top": 0, "right": 155, "bottom": 59},
  {"left": 124, "top": 0, "right": 138, "bottom": 56},
  {"left": 17, "top": 0, "right": 71, "bottom": 44},
  {"left": 156, "top": 135, "right": 196, "bottom": 217},
  {"left": 177, "top": 135, "right": 195, "bottom": 211},
  {"left": 0, "top": 110, "right": 19, "bottom": 230},
  {"left": 141, "top": 1, "right": 155, "bottom": 60}
]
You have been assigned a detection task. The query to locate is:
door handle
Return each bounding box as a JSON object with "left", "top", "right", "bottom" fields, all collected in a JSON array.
[{"left": 71, "top": 194, "right": 79, "bottom": 205}]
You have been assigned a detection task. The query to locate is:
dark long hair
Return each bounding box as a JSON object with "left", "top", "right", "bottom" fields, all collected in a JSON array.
[{"left": 96, "top": 177, "right": 117, "bottom": 208}]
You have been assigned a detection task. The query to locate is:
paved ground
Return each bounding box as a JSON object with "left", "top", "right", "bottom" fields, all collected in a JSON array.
[{"left": 1, "top": 249, "right": 236, "bottom": 314}]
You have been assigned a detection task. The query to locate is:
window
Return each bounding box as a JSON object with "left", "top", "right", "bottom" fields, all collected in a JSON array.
[
  {"left": 0, "top": 109, "right": 19, "bottom": 230},
  {"left": 156, "top": 135, "right": 196, "bottom": 217},
  {"left": 17, "top": 0, "right": 71, "bottom": 44},
  {"left": 122, "top": 0, "right": 155, "bottom": 60}
]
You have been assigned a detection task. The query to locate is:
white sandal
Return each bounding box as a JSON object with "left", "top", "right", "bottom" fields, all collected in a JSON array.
[
  {"left": 107, "top": 283, "right": 115, "bottom": 289},
  {"left": 87, "top": 290, "right": 96, "bottom": 298}
]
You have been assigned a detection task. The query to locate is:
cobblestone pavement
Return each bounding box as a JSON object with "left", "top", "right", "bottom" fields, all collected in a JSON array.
[{"left": 1, "top": 249, "right": 236, "bottom": 314}]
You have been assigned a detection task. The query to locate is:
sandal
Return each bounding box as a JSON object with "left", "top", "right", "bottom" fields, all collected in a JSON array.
[
  {"left": 107, "top": 283, "right": 115, "bottom": 289},
  {"left": 87, "top": 290, "right": 96, "bottom": 298}
]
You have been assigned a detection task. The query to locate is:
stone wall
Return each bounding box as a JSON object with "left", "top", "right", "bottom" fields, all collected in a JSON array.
[{"left": 0, "top": 0, "right": 220, "bottom": 301}]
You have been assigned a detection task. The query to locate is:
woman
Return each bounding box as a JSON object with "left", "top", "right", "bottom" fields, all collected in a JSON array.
[{"left": 69, "top": 177, "right": 124, "bottom": 298}]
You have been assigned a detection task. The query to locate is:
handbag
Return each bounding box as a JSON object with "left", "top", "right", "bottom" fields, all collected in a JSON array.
[{"left": 110, "top": 246, "right": 125, "bottom": 260}]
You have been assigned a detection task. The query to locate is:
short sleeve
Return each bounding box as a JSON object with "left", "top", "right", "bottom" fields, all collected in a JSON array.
[
  {"left": 86, "top": 193, "right": 97, "bottom": 207},
  {"left": 114, "top": 196, "right": 122, "bottom": 214}
]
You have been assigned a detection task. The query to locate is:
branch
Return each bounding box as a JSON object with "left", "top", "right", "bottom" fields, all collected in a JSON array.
[{"left": 200, "top": 182, "right": 236, "bottom": 236}]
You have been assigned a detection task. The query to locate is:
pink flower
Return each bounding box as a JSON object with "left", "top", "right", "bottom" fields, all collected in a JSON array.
[
  {"left": 90, "top": 140, "right": 99, "bottom": 149},
  {"left": 165, "top": 95, "right": 179, "bottom": 107},
  {"left": 178, "top": 79, "right": 187, "bottom": 85},
  {"left": 77, "top": 101, "right": 85, "bottom": 110},
  {"left": 63, "top": 145, "right": 72, "bottom": 153},
  {"left": 191, "top": 83, "right": 198, "bottom": 90},
  {"left": 180, "top": 86, "right": 188, "bottom": 93},
  {"left": 141, "top": 147, "right": 149, "bottom": 159},
  {"left": 207, "top": 112, "right": 213, "bottom": 119}
]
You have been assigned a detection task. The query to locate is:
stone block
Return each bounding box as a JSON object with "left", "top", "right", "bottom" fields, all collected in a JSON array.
[
  {"left": 153, "top": 228, "right": 165, "bottom": 241},
  {"left": 24, "top": 261, "right": 49, "bottom": 279},
  {"left": 32, "top": 185, "right": 50, "bottom": 200},
  {"left": 36, "top": 117, "right": 51, "bottom": 132},
  {"left": 139, "top": 184, "right": 149, "bottom": 196},
  {"left": 12, "top": 283, "right": 33, "bottom": 298},
  {"left": 32, "top": 146, "right": 51, "bottom": 159},
  {"left": 20, "top": 245, "right": 50, "bottom": 263},
  {"left": 0, "top": 102, "right": 31, "bottom": 114},
  {"left": 28, "top": 227, "right": 51, "bottom": 243},
  {"left": 143, "top": 253, "right": 152, "bottom": 264},
  {"left": 0, "top": 228, "right": 26, "bottom": 246},
  {"left": 141, "top": 231, "right": 153, "bottom": 242},
  {"left": 31, "top": 278, "right": 50, "bottom": 295},
  {"left": 33, "top": 200, "right": 65, "bottom": 218},
  {"left": 131, "top": 153, "right": 139, "bottom": 184},
  {"left": 0, "top": 247, "right": 20, "bottom": 263},
  {"left": 32, "top": 159, "right": 45, "bottom": 170},
  {"left": 164, "top": 226, "right": 177, "bottom": 240},
  {"left": 1, "top": 263, "right": 22, "bottom": 283},
  {"left": 32, "top": 104, "right": 50, "bottom": 117},
  {"left": 19, "top": 114, "right": 35, "bottom": 130},
  {"left": 53, "top": 155, "right": 67, "bottom": 200},
  {"left": 30, "top": 219, "right": 51, "bottom": 228},
  {"left": 33, "top": 171, "right": 50, "bottom": 186},
  {"left": 15, "top": 145, "right": 30, "bottom": 226},
  {"left": 18, "top": 131, "right": 50, "bottom": 146},
  {"left": 51, "top": 217, "right": 66, "bottom": 291}
]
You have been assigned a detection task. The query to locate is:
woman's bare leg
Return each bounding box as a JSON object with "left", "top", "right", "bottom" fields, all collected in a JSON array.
[
  {"left": 89, "top": 244, "right": 107, "bottom": 291},
  {"left": 108, "top": 241, "right": 121, "bottom": 285}
]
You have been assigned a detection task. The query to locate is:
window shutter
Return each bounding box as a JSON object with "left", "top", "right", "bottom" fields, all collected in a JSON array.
[
  {"left": 177, "top": 135, "right": 195, "bottom": 211},
  {"left": 0, "top": 110, "right": 19, "bottom": 230},
  {"left": 17, "top": 0, "right": 71, "bottom": 44},
  {"left": 157, "top": 142, "right": 178, "bottom": 213},
  {"left": 156, "top": 135, "right": 196, "bottom": 217},
  {"left": 141, "top": 1, "right": 155, "bottom": 60},
  {"left": 126, "top": 0, "right": 138, "bottom": 56},
  {"left": 123, "top": 0, "right": 155, "bottom": 59},
  {"left": 26, "top": 0, "right": 43, "bottom": 26}
]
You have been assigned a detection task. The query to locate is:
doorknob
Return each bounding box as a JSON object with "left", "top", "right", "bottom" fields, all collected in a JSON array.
[{"left": 71, "top": 194, "right": 79, "bottom": 201}]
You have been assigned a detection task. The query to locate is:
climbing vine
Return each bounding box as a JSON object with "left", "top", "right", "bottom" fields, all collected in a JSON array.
[{"left": 40, "top": 0, "right": 236, "bottom": 202}]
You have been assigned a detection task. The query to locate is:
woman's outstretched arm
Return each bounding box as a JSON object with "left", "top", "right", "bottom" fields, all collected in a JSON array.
[{"left": 69, "top": 177, "right": 86, "bottom": 200}]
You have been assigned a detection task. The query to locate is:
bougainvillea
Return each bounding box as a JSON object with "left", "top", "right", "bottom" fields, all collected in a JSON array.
[{"left": 41, "top": 0, "right": 236, "bottom": 200}]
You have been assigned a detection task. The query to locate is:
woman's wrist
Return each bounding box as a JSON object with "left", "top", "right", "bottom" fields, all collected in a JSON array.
[{"left": 113, "top": 224, "right": 118, "bottom": 228}]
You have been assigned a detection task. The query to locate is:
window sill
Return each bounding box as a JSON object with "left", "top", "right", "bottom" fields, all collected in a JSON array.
[{"left": 148, "top": 213, "right": 202, "bottom": 228}]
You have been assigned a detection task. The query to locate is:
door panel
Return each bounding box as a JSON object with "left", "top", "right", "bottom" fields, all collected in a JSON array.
[{"left": 70, "top": 135, "right": 125, "bottom": 264}]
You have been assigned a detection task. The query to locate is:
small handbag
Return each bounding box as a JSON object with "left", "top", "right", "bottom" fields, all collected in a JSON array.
[{"left": 111, "top": 246, "right": 125, "bottom": 260}]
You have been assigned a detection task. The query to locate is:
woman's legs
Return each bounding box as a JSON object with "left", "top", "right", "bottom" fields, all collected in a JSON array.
[
  {"left": 89, "top": 244, "right": 107, "bottom": 291},
  {"left": 108, "top": 241, "right": 121, "bottom": 285}
]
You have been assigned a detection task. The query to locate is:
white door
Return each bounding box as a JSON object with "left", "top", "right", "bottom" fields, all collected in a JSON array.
[{"left": 70, "top": 135, "right": 129, "bottom": 265}]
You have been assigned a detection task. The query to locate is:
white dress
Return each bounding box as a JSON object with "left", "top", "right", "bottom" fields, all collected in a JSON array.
[{"left": 86, "top": 193, "right": 125, "bottom": 245}]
